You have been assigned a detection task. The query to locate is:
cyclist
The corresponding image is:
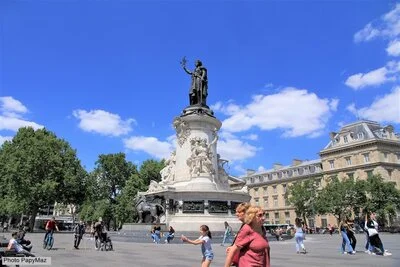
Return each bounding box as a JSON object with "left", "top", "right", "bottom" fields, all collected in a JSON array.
[{"left": 44, "top": 217, "right": 59, "bottom": 244}]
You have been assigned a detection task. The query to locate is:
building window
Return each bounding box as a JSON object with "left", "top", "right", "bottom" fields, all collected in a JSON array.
[
  {"left": 254, "top": 188, "right": 259, "bottom": 197},
  {"left": 329, "top": 160, "right": 334, "bottom": 169},
  {"left": 384, "top": 152, "right": 388, "bottom": 162},
  {"left": 397, "top": 153, "right": 400, "bottom": 162},
  {"left": 321, "top": 218, "right": 327, "bottom": 228},
  {"left": 284, "top": 197, "right": 289, "bottom": 207},
  {"left": 254, "top": 198, "right": 259, "bottom": 206},
  {"left": 346, "top": 157, "right": 352, "bottom": 166},
  {"left": 263, "top": 187, "right": 268, "bottom": 196},
  {"left": 273, "top": 196, "right": 278, "bottom": 207},
  {"left": 366, "top": 170, "right": 373, "bottom": 178},
  {"left": 277, "top": 172, "right": 282, "bottom": 179},
  {"left": 275, "top": 212, "right": 279, "bottom": 220},
  {"left": 282, "top": 184, "right": 287, "bottom": 193},
  {"left": 358, "top": 132, "right": 364, "bottom": 139},
  {"left": 347, "top": 172, "right": 354, "bottom": 179},
  {"left": 273, "top": 186, "right": 277, "bottom": 194},
  {"left": 285, "top": 212, "right": 290, "bottom": 224},
  {"left": 344, "top": 135, "right": 348, "bottom": 143},
  {"left": 264, "top": 197, "right": 269, "bottom": 208},
  {"left": 265, "top": 212, "right": 269, "bottom": 220},
  {"left": 363, "top": 153, "right": 370, "bottom": 163},
  {"left": 250, "top": 177, "right": 255, "bottom": 183}
]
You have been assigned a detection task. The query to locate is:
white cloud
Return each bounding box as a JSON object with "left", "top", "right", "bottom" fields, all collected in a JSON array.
[
  {"left": 216, "top": 131, "right": 259, "bottom": 162},
  {"left": 387, "top": 39, "right": 400, "bottom": 56},
  {"left": 0, "top": 135, "right": 13, "bottom": 146},
  {"left": 0, "top": 96, "right": 43, "bottom": 131},
  {"left": 257, "top": 165, "right": 266, "bottom": 172},
  {"left": 0, "top": 116, "right": 43, "bottom": 131},
  {"left": 354, "top": 23, "right": 380, "bottom": 43},
  {"left": 346, "top": 86, "right": 400, "bottom": 123},
  {"left": 216, "top": 88, "right": 337, "bottom": 138},
  {"left": 354, "top": 4, "right": 400, "bottom": 43},
  {"left": 123, "top": 136, "right": 173, "bottom": 159},
  {"left": 0, "top": 96, "right": 28, "bottom": 114},
  {"left": 345, "top": 62, "right": 400, "bottom": 90},
  {"left": 72, "top": 109, "right": 135, "bottom": 137},
  {"left": 242, "top": 134, "right": 258, "bottom": 141}
]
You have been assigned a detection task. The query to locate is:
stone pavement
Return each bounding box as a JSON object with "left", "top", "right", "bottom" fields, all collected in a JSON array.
[{"left": 2, "top": 232, "right": 399, "bottom": 267}]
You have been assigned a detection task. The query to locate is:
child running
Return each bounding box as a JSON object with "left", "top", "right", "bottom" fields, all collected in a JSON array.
[{"left": 181, "top": 225, "right": 214, "bottom": 267}]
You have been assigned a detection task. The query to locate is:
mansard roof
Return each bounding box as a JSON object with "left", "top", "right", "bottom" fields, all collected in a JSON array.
[{"left": 322, "top": 120, "right": 400, "bottom": 151}]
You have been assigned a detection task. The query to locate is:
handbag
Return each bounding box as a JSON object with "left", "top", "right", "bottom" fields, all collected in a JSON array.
[{"left": 367, "top": 228, "right": 378, "bottom": 236}]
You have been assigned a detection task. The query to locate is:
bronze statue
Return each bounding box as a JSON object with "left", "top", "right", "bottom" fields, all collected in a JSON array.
[{"left": 181, "top": 57, "right": 208, "bottom": 106}]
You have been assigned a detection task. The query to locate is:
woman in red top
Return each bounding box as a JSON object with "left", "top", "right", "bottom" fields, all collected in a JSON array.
[{"left": 224, "top": 206, "right": 270, "bottom": 267}]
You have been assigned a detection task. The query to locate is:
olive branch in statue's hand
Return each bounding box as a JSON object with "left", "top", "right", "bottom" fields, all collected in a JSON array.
[{"left": 180, "top": 56, "right": 187, "bottom": 67}]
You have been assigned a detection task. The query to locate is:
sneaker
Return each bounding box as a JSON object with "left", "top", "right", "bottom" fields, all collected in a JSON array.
[
  {"left": 383, "top": 252, "right": 392, "bottom": 256},
  {"left": 343, "top": 252, "right": 348, "bottom": 254},
  {"left": 350, "top": 251, "right": 356, "bottom": 255},
  {"left": 302, "top": 248, "right": 307, "bottom": 254}
]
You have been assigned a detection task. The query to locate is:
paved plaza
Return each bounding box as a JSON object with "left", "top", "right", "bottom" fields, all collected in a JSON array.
[{"left": 1, "top": 232, "right": 399, "bottom": 267}]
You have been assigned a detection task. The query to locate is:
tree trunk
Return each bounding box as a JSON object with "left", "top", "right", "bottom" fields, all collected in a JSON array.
[{"left": 28, "top": 207, "right": 38, "bottom": 232}]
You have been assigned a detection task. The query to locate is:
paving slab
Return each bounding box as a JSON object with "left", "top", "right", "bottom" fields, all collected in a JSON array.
[{"left": 1, "top": 232, "right": 398, "bottom": 267}]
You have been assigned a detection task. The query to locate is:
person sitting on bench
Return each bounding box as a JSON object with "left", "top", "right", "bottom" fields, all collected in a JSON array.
[{"left": 7, "top": 232, "right": 35, "bottom": 257}]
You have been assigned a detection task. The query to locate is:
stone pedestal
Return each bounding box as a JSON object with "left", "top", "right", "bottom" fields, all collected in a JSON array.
[{"left": 136, "top": 106, "right": 250, "bottom": 231}]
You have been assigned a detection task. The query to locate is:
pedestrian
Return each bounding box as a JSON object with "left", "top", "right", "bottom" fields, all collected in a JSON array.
[
  {"left": 225, "top": 202, "right": 251, "bottom": 267},
  {"left": 294, "top": 218, "right": 306, "bottom": 254},
  {"left": 74, "top": 220, "right": 85, "bottom": 249},
  {"left": 224, "top": 206, "right": 270, "bottom": 267},
  {"left": 164, "top": 226, "right": 175, "bottom": 244},
  {"left": 221, "top": 221, "right": 233, "bottom": 246},
  {"left": 328, "top": 224, "right": 333, "bottom": 236},
  {"left": 181, "top": 225, "right": 214, "bottom": 267},
  {"left": 346, "top": 219, "right": 356, "bottom": 251},
  {"left": 339, "top": 218, "right": 355, "bottom": 255},
  {"left": 7, "top": 231, "right": 35, "bottom": 257},
  {"left": 364, "top": 211, "right": 391, "bottom": 256}
]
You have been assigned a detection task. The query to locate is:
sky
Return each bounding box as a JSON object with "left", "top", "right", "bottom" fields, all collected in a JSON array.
[{"left": 1, "top": 1, "right": 399, "bottom": 177}]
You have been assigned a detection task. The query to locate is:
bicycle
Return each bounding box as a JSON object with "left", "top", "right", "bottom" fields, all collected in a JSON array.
[{"left": 43, "top": 231, "right": 54, "bottom": 250}]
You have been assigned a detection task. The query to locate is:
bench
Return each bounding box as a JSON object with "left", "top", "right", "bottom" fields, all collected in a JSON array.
[{"left": 0, "top": 247, "right": 27, "bottom": 267}]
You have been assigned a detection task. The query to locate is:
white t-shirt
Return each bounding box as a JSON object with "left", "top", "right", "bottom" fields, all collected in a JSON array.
[
  {"left": 8, "top": 238, "right": 23, "bottom": 253},
  {"left": 199, "top": 235, "right": 212, "bottom": 252}
]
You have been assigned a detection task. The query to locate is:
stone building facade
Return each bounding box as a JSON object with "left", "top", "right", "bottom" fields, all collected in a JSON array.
[{"left": 243, "top": 120, "right": 400, "bottom": 228}]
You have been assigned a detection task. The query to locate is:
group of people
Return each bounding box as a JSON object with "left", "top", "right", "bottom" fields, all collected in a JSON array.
[
  {"left": 179, "top": 202, "right": 271, "bottom": 267},
  {"left": 338, "top": 211, "right": 392, "bottom": 256},
  {"left": 150, "top": 225, "right": 175, "bottom": 244}
]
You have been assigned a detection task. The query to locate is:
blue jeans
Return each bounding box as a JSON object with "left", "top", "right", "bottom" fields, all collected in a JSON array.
[
  {"left": 165, "top": 233, "right": 174, "bottom": 243},
  {"left": 295, "top": 232, "right": 305, "bottom": 252},
  {"left": 341, "top": 231, "right": 353, "bottom": 253},
  {"left": 221, "top": 231, "right": 233, "bottom": 245},
  {"left": 152, "top": 230, "right": 161, "bottom": 243}
]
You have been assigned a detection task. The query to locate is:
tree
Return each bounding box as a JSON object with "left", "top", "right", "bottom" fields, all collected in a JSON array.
[
  {"left": 115, "top": 173, "right": 147, "bottom": 227},
  {"left": 87, "top": 153, "right": 138, "bottom": 230},
  {"left": 316, "top": 176, "right": 366, "bottom": 224},
  {"left": 286, "top": 179, "right": 319, "bottom": 226},
  {"left": 0, "top": 127, "right": 87, "bottom": 231},
  {"left": 139, "top": 159, "right": 164, "bottom": 186},
  {"left": 363, "top": 175, "right": 400, "bottom": 226}
]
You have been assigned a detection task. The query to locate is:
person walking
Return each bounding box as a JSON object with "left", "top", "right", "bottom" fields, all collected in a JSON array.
[
  {"left": 181, "top": 225, "right": 214, "bottom": 267},
  {"left": 339, "top": 218, "right": 355, "bottom": 255},
  {"left": 346, "top": 219, "right": 356, "bottom": 251},
  {"left": 294, "top": 218, "right": 306, "bottom": 254},
  {"left": 221, "top": 221, "right": 233, "bottom": 246},
  {"left": 74, "top": 220, "right": 85, "bottom": 249},
  {"left": 364, "top": 212, "right": 391, "bottom": 256},
  {"left": 224, "top": 206, "right": 270, "bottom": 267}
]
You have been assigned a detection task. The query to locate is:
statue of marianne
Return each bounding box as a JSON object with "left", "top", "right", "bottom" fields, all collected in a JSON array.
[{"left": 181, "top": 57, "right": 208, "bottom": 106}]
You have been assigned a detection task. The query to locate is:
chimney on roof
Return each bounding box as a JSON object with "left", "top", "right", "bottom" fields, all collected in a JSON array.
[
  {"left": 292, "top": 159, "right": 303, "bottom": 166},
  {"left": 273, "top": 163, "right": 283, "bottom": 170},
  {"left": 246, "top": 169, "right": 256, "bottom": 176},
  {"left": 329, "top": 132, "right": 337, "bottom": 140}
]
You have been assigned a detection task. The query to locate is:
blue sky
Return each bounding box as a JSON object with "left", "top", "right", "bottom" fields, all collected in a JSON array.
[{"left": 1, "top": 1, "right": 399, "bottom": 176}]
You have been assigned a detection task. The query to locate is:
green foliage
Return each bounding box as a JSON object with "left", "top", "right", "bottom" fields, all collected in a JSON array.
[
  {"left": 139, "top": 159, "right": 164, "bottom": 185},
  {"left": 287, "top": 179, "right": 319, "bottom": 225},
  {"left": 0, "top": 127, "right": 87, "bottom": 228}
]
